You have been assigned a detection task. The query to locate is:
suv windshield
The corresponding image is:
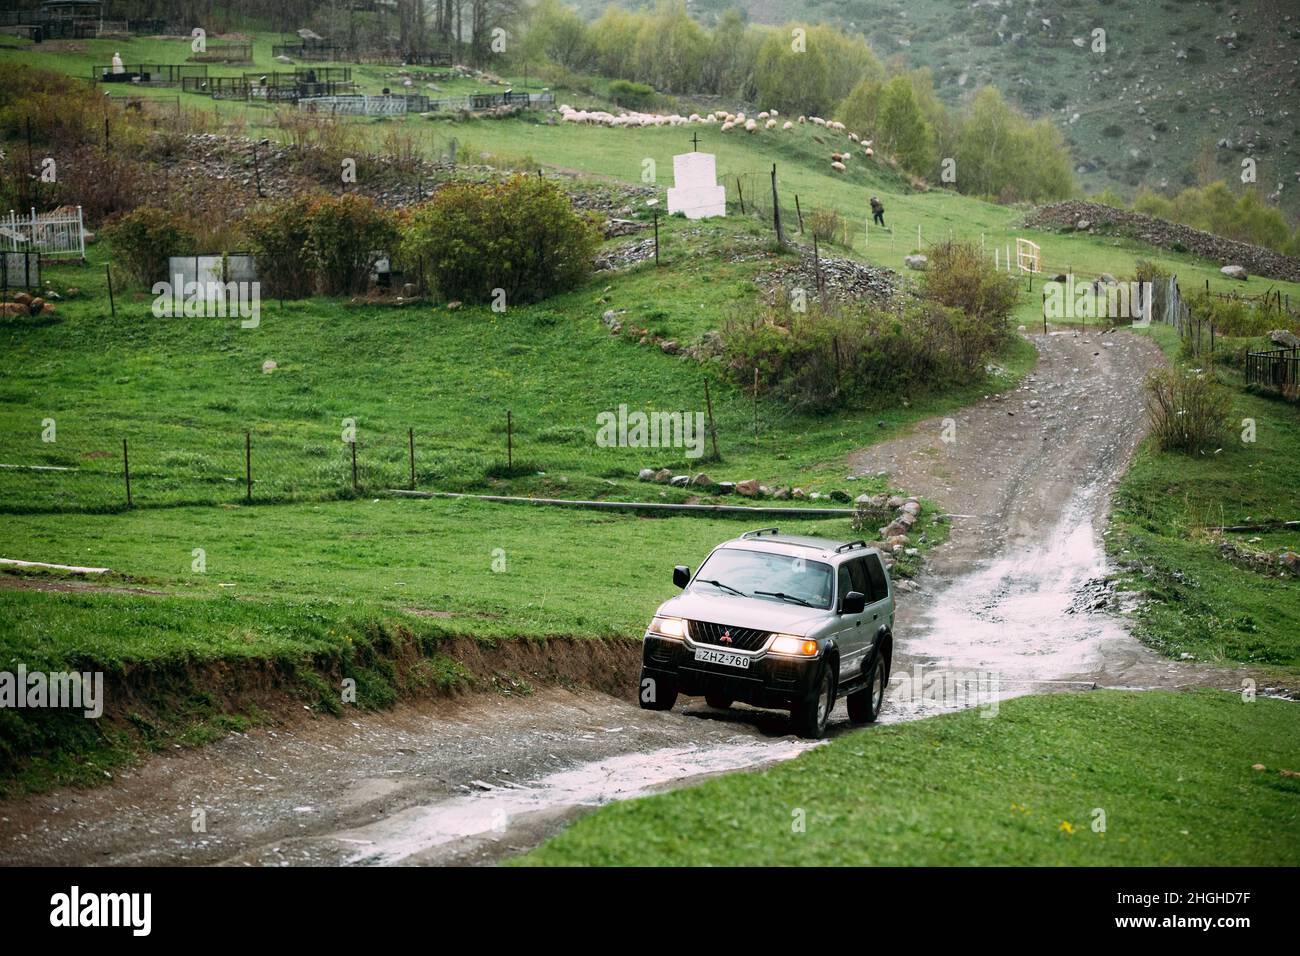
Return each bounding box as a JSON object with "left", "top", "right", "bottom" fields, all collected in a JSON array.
[{"left": 690, "top": 547, "right": 834, "bottom": 609}]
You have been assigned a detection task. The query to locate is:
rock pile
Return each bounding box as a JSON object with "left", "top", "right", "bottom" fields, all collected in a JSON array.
[
  {"left": 757, "top": 249, "right": 897, "bottom": 303},
  {"left": 1024, "top": 200, "right": 1300, "bottom": 283}
]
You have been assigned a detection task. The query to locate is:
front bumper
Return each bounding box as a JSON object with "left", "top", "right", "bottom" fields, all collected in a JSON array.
[{"left": 641, "top": 635, "right": 820, "bottom": 710}]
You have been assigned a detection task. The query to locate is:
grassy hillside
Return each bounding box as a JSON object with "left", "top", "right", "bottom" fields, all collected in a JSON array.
[{"left": 573, "top": 0, "right": 1300, "bottom": 219}]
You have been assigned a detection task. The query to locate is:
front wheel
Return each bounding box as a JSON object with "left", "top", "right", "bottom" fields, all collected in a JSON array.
[
  {"left": 705, "top": 692, "right": 733, "bottom": 710},
  {"left": 639, "top": 669, "right": 678, "bottom": 711},
  {"left": 848, "top": 645, "right": 890, "bottom": 724},
  {"left": 791, "top": 665, "right": 834, "bottom": 739}
]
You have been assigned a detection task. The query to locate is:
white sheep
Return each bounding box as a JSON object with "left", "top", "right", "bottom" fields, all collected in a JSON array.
[
  {"left": 864, "top": 147, "right": 874, "bottom": 157},
  {"left": 765, "top": 118, "right": 777, "bottom": 129},
  {"left": 848, "top": 132, "right": 859, "bottom": 143},
  {"left": 831, "top": 161, "right": 846, "bottom": 171},
  {"left": 782, "top": 120, "right": 793, "bottom": 130},
  {"left": 757, "top": 111, "right": 769, "bottom": 121},
  {"left": 745, "top": 118, "right": 758, "bottom": 132},
  {"left": 721, "top": 121, "right": 735, "bottom": 132}
]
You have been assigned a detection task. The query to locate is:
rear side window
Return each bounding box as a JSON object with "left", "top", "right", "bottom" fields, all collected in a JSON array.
[
  {"left": 864, "top": 554, "right": 889, "bottom": 602},
  {"left": 847, "top": 558, "right": 870, "bottom": 596}
]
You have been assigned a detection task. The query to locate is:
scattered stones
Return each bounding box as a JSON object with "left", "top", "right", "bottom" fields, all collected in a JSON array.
[
  {"left": 1220, "top": 264, "right": 1248, "bottom": 280},
  {"left": 638, "top": 468, "right": 656, "bottom": 481}
]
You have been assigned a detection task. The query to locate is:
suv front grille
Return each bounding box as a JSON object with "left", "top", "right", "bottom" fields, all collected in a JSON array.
[{"left": 688, "top": 620, "right": 769, "bottom": 652}]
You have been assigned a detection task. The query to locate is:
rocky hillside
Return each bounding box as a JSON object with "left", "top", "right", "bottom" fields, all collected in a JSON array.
[{"left": 1025, "top": 200, "right": 1300, "bottom": 282}]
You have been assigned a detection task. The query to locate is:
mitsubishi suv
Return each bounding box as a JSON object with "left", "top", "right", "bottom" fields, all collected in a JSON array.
[{"left": 638, "top": 528, "right": 894, "bottom": 738}]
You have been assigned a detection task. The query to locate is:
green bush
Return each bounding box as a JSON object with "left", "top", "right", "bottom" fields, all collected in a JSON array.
[
  {"left": 808, "top": 207, "right": 844, "bottom": 245},
  {"left": 1144, "top": 367, "right": 1232, "bottom": 454},
  {"left": 102, "top": 206, "right": 196, "bottom": 287},
  {"left": 240, "top": 195, "right": 318, "bottom": 299},
  {"left": 920, "top": 239, "right": 1020, "bottom": 328},
  {"left": 401, "top": 175, "right": 600, "bottom": 305},
  {"left": 720, "top": 296, "right": 1003, "bottom": 413},
  {"left": 303, "top": 194, "right": 399, "bottom": 297},
  {"left": 608, "top": 79, "right": 656, "bottom": 109}
]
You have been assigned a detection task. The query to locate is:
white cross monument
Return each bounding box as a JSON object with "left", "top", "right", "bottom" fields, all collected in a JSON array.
[{"left": 666, "top": 149, "right": 725, "bottom": 220}]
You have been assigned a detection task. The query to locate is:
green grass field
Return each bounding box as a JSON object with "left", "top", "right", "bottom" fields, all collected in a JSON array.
[
  {"left": 1111, "top": 326, "right": 1300, "bottom": 675},
  {"left": 521, "top": 689, "right": 1300, "bottom": 866}
]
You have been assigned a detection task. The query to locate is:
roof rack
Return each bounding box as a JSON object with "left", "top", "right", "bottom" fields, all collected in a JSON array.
[
  {"left": 739, "top": 527, "right": 780, "bottom": 539},
  {"left": 834, "top": 540, "right": 869, "bottom": 554}
]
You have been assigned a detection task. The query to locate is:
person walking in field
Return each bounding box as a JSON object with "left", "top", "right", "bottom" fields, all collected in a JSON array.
[{"left": 870, "top": 196, "right": 886, "bottom": 228}]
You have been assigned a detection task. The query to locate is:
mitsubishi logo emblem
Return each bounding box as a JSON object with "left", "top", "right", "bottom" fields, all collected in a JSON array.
[{"left": 719, "top": 630, "right": 733, "bottom": 644}]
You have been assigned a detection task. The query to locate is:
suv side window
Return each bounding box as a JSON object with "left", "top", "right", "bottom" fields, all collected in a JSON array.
[
  {"left": 837, "top": 564, "right": 853, "bottom": 608},
  {"left": 864, "top": 554, "right": 888, "bottom": 603},
  {"left": 848, "top": 558, "right": 870, "bottom": 597}
]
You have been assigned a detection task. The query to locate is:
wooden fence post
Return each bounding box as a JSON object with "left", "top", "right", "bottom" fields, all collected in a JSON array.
[
  {"left": 703, "top": 378, "right": 720, "bottom": 462},
  {"left": 408, "top": 427, "right": 415, "bottom": 490},
  {"left": 245, "top": 430, "right": 252, "bottom": 502}
]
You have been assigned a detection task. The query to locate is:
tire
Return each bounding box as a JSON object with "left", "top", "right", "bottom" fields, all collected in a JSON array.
[
  {"left": 847, "top": 642, "right": 890, "bottom": 724},
  {"left": 705, "top": 692, "right": 733, "bottom": 710},
  {"left": 791, "top": 664, "right": 835, "bottom": 739},
  {"left": 638, "top": 668, "right": 678, "bottom": 711}
]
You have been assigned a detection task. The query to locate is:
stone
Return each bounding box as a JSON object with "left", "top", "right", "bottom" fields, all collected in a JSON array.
[
  {"left": 446, "top": 300, "right": 463, "bottom": 309},
  {"left": 829, "top": 489, "right": 851, "bottom": 503},
  {"left": 13, "top": 292, "right": 32, "bottom": 306},
  {"left": 887, "top": 495, "right": 906, "bottom": 509},
  {"left": 1076, "top": 219, "right": 1091, "bottom": 231},
  {"left": 0, "top": 302, "right": 26, "bottom": 317},
  {"left": 717, "top": 481, "right": 735, "bottom": 494},
  {"left": 690, "top": 473, "right": 712, "bottom": 486},
  {"left": 638, "top": 468, "right": 656, "bottom": 481},
  {"left": 904, "top": 254, "right": 928, "bottom": 271},
  {"left": 791, "top": 487, "right": 805, "bottom": 498},
  {"left": 653, "top": 468, "right": 673, "bottom": 483},
  {"left": 28, "top": 297, "right": 44, "bottom": 314},
  {"left": 855, "top": 493, "right": 873, "bottom": 506},
  {"left": 736, "top": 479, "right": 760, "bottom": 497},
  {"left": 402, "top": 283, "right": 417, "bottom": 297},
  {"left": 773, "top": 487, "right": 790, "bottom": 500},
  {"left": 901, "top": 500, "right": 921, "bottom": 515},
  {"left": 660, "top": 340, "right": 679, "bottom": 354},
  {"left": 1268, "top": 330, "right": 1300, "bottom": 349},
  {"left": 261, "top": 360, "right": 277, "bottom": 373},
  {"left": 1220, "top": 265, "right": 1247, "bottom": 280},
  {"left": 670, "top": 475, "right": 690, "bottom": 487}
]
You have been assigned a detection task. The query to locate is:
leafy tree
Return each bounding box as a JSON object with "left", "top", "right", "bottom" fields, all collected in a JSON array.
[
  {"left": 877, "top": 75, "right": 934, "bottom": 176},
  {"left": 754, "top": 26, "right": 831, "bottom": 116}
]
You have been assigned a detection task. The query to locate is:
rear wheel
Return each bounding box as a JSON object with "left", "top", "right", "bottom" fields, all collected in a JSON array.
[
  {"left": 638, "top": 669, "right": 678, "bottom": 711},
  {"left": 705, "top": 692, "right": 733, "bottom": 710},
  {"left": 848, "top": 644, "right": 890, "bottom": 724},
  {"left": 791, "top": 664, "right": 834, "bottom": 739}
]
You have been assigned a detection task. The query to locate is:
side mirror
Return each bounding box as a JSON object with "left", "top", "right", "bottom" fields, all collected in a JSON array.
[
  {"left": 673, "top": 566, "right": 691, "bottom": 589},
  {"left": 841, "top": 590, "right": 866, "bottom": 615}
]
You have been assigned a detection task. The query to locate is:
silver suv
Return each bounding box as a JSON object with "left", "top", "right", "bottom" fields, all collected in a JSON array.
[{"left": 638, "top": 528, "right": 894, "bottom": 739}]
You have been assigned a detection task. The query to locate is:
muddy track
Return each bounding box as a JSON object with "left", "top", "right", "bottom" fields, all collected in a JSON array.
[{"left": 0, "top": 330, "right": 1260, "bottom": 867}]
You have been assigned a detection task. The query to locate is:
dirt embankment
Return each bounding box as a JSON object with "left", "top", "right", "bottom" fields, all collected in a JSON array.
[
  {"left": 0, "top": 625, "right": 642, "bottom": 794},
  {"left": 1025, "top": 200, "right": 1300, "bottom": 283}
]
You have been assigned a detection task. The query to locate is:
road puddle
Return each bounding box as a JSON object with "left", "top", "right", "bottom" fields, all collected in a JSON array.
[
  {"left": 334, "top": 738, "right": 816, "bottom": 865},
  {"left": 902, "top": 491, "right": 1129, "bottom": 693}
]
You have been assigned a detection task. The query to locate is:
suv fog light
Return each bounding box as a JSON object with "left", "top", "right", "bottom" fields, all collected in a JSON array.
[
  {"left": 650, "top": 616, "right": 686, "bottom": 639},
  {"left": 770, "top": 634, "right": 818, "bottom": 656}
]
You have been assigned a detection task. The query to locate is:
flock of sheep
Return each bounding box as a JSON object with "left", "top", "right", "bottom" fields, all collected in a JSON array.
[{"left": 556, "top": 105, "right": 876, "bottom": 171}]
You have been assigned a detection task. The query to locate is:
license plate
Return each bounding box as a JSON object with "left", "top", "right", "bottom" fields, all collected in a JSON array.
[{"left": 694, "top": 647, "right": 750, "bottom": 669}]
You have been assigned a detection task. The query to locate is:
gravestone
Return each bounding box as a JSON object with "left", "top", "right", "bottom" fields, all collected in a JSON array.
[{"left": 666, "top": 152, "right": 725, "bottom": 220}]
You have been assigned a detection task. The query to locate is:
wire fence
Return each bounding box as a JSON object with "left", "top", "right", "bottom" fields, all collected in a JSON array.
[{"left": 0, "top": 402, "right": 748, "bottom": 515}]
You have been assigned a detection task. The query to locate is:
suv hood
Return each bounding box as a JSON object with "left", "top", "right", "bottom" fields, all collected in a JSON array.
[{"left": 657, "top": 592, "right": 827, "bottom": 635}]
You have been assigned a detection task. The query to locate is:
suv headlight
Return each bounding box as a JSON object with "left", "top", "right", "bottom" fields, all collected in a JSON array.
[
  {"left": 769, "top": 634, "right": 818, "bottom": 656},
  {"left": 649, "top": 616, "right": 686, "bottom": 639}
]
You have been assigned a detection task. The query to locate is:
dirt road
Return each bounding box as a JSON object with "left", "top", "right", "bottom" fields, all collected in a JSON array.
[{"left": 0, "top": 330, "right": 1250, "bottom": 867}]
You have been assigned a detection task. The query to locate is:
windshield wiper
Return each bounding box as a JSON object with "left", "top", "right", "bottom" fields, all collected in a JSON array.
[
  {"left": 696, "top": 579, "right": 747, "bottom": 597},
  {"left": 753, "top": 590, "right": 814, "bottom": 607}
]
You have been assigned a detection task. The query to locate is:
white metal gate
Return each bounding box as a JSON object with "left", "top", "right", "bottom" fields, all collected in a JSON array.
[{"left": 1, "top": 207, "right": 86, "bottom": 259}]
